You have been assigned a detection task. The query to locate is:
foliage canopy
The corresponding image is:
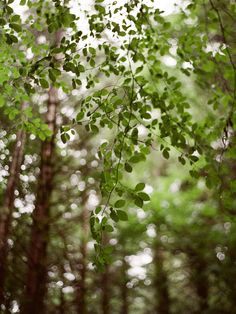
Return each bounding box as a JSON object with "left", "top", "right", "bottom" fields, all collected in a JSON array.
[{"left": 0, "top": 0, "right": 236, "bottom": 275}]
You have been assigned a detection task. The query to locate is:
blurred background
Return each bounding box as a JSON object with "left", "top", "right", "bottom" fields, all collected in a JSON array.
[{"left": 0, "top": 0, "right": 236, "bottom": 313}]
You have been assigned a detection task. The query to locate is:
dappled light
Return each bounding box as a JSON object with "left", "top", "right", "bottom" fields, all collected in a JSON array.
[{"left": 0, "top": 0, "right": 236, "bottom": 313}]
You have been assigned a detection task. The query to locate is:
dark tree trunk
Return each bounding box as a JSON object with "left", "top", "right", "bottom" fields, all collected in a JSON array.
[
  {"left": 188, "top": 251, "right": 208, "bottom": 314},
  {"left": 59, "top": 286, "right": 66, "bottom": 314},
  {"left": 76, "top": 242, "right": 87, "bottom": 314},
  {"left": 120, "top": 259, "right": 129, "bottom": 314},
  {"left": 20, "top": 87, "right": 58, "bottom": 314},
  {"left": 195, "top": 261, "right": 208, "bottom": 314},
  {"left": 101, "top": 265, "right": 110, "bottom": 314},
  {"left": 153, "top": 243, "right": 170, "bottom": 314},
  {"left": 75, "top": 201, "right": 89, "bottom": 314},
  {"left": 0, "top": 128, "right": 26, "bottom": 306},
  {"left": 74, "top": 137, "right": 95, "bottom": 314}
]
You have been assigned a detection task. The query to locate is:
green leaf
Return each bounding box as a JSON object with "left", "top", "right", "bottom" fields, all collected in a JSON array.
[
  {"left": 117, "top": 210, "right": 128, "bottom": 221},
  {"left": 0, "top": 18, "right": 6, "bottom": 25},
  {"left": 6, "top": 6, "right": 13, "bottom": 14},
  {"left": 135, "top": 183, "right": 145, "bottom": 191},
  {"left": 77, "top": 64, "right": 85, "bottom": 72},
  {"left": 95, "top": 206, "right": 102, "bottom": 214},
  {"left": 38, "top": 132, "right": 46, "bottom": 141},
  {"left": 189, "top": 155, "right": 199, "bottom": 163},
  {"left": 89, "top": 47, "right": 96, "bottom": 55},
  {"left": 9, "top": 23, "right": 22, "bottom": 32},
  {"left": 110, "top": 210, "right": 119, "bottom": 222},
  {"left": 178, "top": 156, "right": 186, "bottom": 165},
  {"left": 94, "top": 4, "right": 106, "bottom": 14},
  {"left": 125, "top": 162, "right": 132, "bottom": 173},
  {"left": 91, "top": 124, "right": 99, "bottom": 134},
  {"left": 134, "top": 197, "right": 143, "bottom": 208},
  {"left": 61, "top": 13, "right": 75, "bottom": 27},
  {"left": 129, "top": 153, "right": 145, "bottom": 163},
  {"left": 61, "top": 133, "right": 70, "bottom": 144},
  {"left": 114, "top": 199, "right": 126, "bottom": 208},
  {"left": 105, "top": 224, "right": 114, "bottom": 232},
  {"left": 49, "top": 69, "right": 56, "bottom": 82},
  {"left": 138, "top": 192, "right": 150, "bottom": 201},
  {"left": 76, "top": 111, "right": 84, "bottom": 121},
  {"left": 24, "top": 83, "right": 33, "bottom": 95},
  {"left": 11, "top": 15, "right": 21, "bottom": 22},
  {"left": 39, "top": 79, "right": 49, "bottom": 89},
  {"left": 162, "top": 148, "right": 170, "bottom": 159}
]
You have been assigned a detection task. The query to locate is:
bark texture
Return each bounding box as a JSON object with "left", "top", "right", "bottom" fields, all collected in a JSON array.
[
  {"left": 101, "top": 265, "right": 110, "bottom": 314},
  {"left": 0, "top": 128, "right": 26, "bottom": 306},
  {"left": 120, "top": 259, "right": 129, "bottom": 314},
  {"left": 76, "top": 200, "right": 89, "bottom": 314},
  {"left": 20, "top": 87, "right": 58, "bottom": 314}
]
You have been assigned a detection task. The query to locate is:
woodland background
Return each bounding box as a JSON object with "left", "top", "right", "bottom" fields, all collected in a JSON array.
[{"left": 0, "top": 0, "right": 236, "bottom": 313}]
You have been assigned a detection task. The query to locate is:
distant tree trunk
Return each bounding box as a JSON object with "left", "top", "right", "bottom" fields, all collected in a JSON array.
[
  {"left": 195, "top": 261, "right": 208, "bottom": 314},
  {"left": 225, "top": 247, "right": 236, "bottom": 311},
  {"left": 59, "top": 286, "right": 66, "bottom": 314},
  {"left": 188, "top": 250, "right": 208, "bottom": 314},
  {"left": 76, "top": 241, "right": 87, "bottom": 314},
  {"left": 101, "top": 265, "right": 110, "bottom": 314},
  {"left": 75, "top": 197, "right": 89, "bottom": 314},
  {"left": 5, "top": 296, "right": 12, "bottom": 314},
  {"left": 0, "top": 128, "right": 26, "bottom": 306},
  {"left": 20, "top": 87, "right": 58, "bottom": 314},
  {"left": 153, "top": 242, "right": 170, "bottom": 314},
  {"left": 120, "top": 259, "right": 129, "bottom": 314}
]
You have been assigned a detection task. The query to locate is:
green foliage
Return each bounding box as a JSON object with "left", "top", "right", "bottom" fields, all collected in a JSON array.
[{"left": 0, "top": 0, "right": 235, "bottom": 270}]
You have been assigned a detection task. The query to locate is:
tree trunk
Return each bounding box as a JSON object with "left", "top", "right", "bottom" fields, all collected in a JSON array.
[
  {"left": 195, "top": 261, "right": 208, "bottom": 314},
  {"left": 20, "top": 87, "right": 58, "bottom": 314},
  {"left": 59, "top": 285, "right": 66, "bottom": 314},
  {"left": 188, "top": 251, "right": 208, "bottom": 314},
  {"left": 76, "top": 242, "right": 87, "bottom": 314},
  {"left": 120, "top": 259, "right": 128, "bottom": 314},
  {"left": 0, "top": 128, "right": 26, "bottom": 306},
  {"left": 153, "top": 243, "right": 170, "bottom": 314},
  {"left": 75, "top": 200, "right": 89, "bottom": 314},
  {"left": 101, "top": 265, "right": 110, "bottom": 314},
  {"left": 74, "top": 136, "right": 95, "bottom": 314}
]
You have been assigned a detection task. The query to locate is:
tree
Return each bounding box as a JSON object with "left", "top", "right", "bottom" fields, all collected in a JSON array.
[
  {"left": 20, "top": 84, "right": 59, "bottom": 313},
  {"left": 0, "top": 0, "right": 212, "bottom": 263},
  {"left": 0, "top": 0, "right": 236, "bottom": 312},
  {"left": 0, "top": 127, "right": 26, "bottom": 305}
]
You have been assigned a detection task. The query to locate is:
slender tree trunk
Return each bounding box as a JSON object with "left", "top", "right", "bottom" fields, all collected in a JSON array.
[
  {"left": 101, "top": 265, "right": 110, "bottom": 314},
  {"left": 153, "top": 243, "right": 170, "bottom": 314},
  {"left": 75, "top": 199, "right": 89, "bottom": 314},
  {"left": 76, "top": 242, "right": 87, "bottom": 314},
  {"left": 120, "top": 259, "right": 129, "bottom": 314},
  {"left": 5, "top": 296, "right": 11, "bottom": 314},
  {"left": 188, "top": 251, "right": 208, "bottom": 314},
  {"left": 20, "top": 87, "right": 58, "bottom": 314},
  {"left": 0, "top": 128, "right": 26, "bottom": 305},
  {"left": 74, "top": 137, "right": 96, "bottom": 314},
  {"left": 59, "top": 283, "right": 65, "bottom": 314},
  {"left": 195, "top": 261, "right": 208, "bottom": 314}
]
